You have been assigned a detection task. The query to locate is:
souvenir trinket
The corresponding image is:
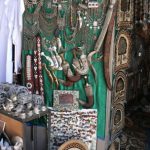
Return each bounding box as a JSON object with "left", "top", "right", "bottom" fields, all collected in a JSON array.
[
  {"left": 32, "top": 94, "right": 44, "bottom": 105},
  {"left": 19, "top": 113, "right": 26, "bottom": 120},
  {"left": 0, "top": 91, "right": 7, "bottom": 106},
  {"left": 11, "top": 136, "right": 23, "bottom": 150},
  {"left": 27, "top": 110, "right": 33, "bottom": 117},
  {"left": 41, "top": 106, "right": 47, "bottom": 111},
  {"left": 36, "top": 36, "right": 44, "bottom": 99},
  {"left": 34, "top": 106, "right": 40, "bottom": 114},
  {"left": 17, "top": 93, "right": 32, "bottom": 104},
  {"left": 2, "top": 101, "right": 14, "bottom": 112}
]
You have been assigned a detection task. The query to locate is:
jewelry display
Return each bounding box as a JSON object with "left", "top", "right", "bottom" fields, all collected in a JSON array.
[
  {"left": 39, "top": 13, "right": 57, "bottom": 36},
  {"left": 0, "top": 91, "right": 7, "bottom": 107},
  {"left": 23, "top": 9, "right": 40, "bottom": 38},
  {"left": 36, "top": 36, "right": 44, "bottom": 99},
  {"left": 33, "top": 48, "right": 40, "bottom": 95},
  {"left": 32, "top": 94, "right": 45, "bottom": 105},
  {"left": 17, "top": 93, "right": 32, "bottom": 104},
  {"left": 24, "top": 0, "right": 43, "bottom": 9},
  {"left": 2, "top": 101, "right": 14, "bottom": 112},
  {"left": 0, "top": 84, "right": 47, "bottom": 121},
  {"left": 87, "top": 0, "right": 116, "bottom": 63}
]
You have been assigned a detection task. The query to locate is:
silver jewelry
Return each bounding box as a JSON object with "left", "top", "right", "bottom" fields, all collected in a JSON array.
[
  {"left": 27, "top": 110, "right": 33, "bottom": 117},
  {"left": 19, "top": 113, "right": 26, "bottom": 120},
  {"left": 34, "top": 106, "right": 40, "bottom": 114},
  {"left": 41, "top": 106, "right": 47, "bottom": 111}
]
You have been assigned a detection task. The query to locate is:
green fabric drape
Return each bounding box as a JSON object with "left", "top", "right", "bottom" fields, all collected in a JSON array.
[{"left": 22, "top": 0, "right": 107, "bottom": 139}]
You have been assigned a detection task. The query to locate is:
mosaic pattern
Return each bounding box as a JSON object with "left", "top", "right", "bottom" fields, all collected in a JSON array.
[{"left": 49, "top": 109, "right": 97, "bottom": 150}]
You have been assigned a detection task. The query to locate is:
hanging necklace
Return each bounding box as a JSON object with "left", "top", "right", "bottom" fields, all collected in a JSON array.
[
  {"left": 63, "top": 3, "right": 81, "bottom": 43},
  {"left": 39, "top": 2, "right": 57, "bottom": 36},
  {"left": 23, "top": 9, "right": 40, "bottom": 38},
  {"left": 39, "top": 13, "right": 57, "bottom": 36}
]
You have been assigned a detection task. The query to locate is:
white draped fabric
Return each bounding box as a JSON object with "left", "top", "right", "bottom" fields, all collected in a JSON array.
[{"left": 0, "top": 0, "right": 24, "bottom": 83}]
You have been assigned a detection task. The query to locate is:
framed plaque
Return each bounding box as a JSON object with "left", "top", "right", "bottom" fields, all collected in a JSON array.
[{"left": 53, "top": 90, "right": 79, "bottom": 111}]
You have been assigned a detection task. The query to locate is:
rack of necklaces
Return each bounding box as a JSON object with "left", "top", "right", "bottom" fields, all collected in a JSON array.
[{"left": 22, "top": 0, "right": 117, "bottom": 140}]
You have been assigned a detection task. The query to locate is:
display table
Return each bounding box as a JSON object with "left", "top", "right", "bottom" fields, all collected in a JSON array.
[{"left": 0, "top": 110, "right": 48, "bottom": 150}]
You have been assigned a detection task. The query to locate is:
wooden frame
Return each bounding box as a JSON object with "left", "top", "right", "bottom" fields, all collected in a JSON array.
[{"left": 53, "top": 90, "right": 79, "bottom": 111}]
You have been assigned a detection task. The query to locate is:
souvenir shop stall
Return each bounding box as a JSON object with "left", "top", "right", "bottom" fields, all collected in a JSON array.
[{"left": 0, "top": 0, "right": 149, "bottom": 150}]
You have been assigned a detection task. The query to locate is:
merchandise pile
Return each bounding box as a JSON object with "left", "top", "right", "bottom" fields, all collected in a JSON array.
[{"left": 0, "top": 83, "right": 47, "bottom": 120}]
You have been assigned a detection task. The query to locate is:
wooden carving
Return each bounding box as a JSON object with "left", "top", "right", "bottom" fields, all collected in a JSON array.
[
  {"left": 111, "top": 103, "right": 125, "bottom": 138},
  {"left": 115, "top": 31, "right": 131, "bottom": 72},
  {"left": 113, "top": 71, "right": 127, "bottom": 103},
  {"left": 117, "top": 0, "right": 133, "bottom": 28}
]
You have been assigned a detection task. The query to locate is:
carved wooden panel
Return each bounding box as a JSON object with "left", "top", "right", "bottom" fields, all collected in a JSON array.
[
  {"left": 113, "top": 71, "right": 127, "bottom": 104},
  {"left": 111, "top": 103, "right": 125, "bottom": 138},
  {"left": 117, "top": 0, "right": 133, "bottom": 28},
  {"left": 109, "top": 138, "right": 120, "bottom": 150},
  {"left": 115, "top": 31, "right": 131, "bottom": 72}
]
